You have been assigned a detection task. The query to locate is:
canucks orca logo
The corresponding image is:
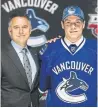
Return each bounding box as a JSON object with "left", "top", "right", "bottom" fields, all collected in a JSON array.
[
  {"left": 56, "top": 71, "right": 89, "bottom": 104},
  {"left": 26, "top": 9, "right": 49, "bottom": 47}
]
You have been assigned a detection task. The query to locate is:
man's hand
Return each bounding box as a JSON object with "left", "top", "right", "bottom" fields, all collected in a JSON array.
[
  {"left": 46, "top": 35, "right": 61, "bottom": 43},
  {"left": 39, "top": 90, "right": 48, "bottom": 101}
]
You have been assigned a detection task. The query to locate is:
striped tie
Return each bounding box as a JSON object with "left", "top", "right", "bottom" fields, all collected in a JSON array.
[{"left": 21, "top": 48, "right": 32, "bottom": 89}]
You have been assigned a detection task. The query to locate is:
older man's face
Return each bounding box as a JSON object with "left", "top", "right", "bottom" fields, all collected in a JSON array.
[{"left": 8, "top": 16, "right": 31, "bottom": 47}]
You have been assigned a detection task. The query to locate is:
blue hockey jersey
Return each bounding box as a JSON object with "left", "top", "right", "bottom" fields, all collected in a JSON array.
[{"left": 39, "top": 37, "right": 97, "bottom": 107}]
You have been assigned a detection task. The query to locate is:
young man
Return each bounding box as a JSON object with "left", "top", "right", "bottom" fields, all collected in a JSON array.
[
  {"left": 39, "top": 6, "right": 97, "bottom": 107},
  {"left": 1, "top": 14, "right": 40, "bottom": 107}
]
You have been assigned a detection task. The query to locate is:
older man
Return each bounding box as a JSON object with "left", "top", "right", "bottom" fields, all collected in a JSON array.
[{"left": 1, "top": 13, "right": 40, "bottom": 107}]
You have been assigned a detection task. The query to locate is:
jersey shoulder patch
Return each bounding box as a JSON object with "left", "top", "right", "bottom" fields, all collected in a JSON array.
[
  {"left": 39, "top": 39, "right": 61, "bottom": 61},
  {"left": 39, "top": 44, "right": 48, "bottom": 56}
]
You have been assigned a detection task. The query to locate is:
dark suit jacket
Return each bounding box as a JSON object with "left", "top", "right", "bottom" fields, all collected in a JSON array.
[{"left": 1, "top": 42, "right": 40, "bottom": 107}]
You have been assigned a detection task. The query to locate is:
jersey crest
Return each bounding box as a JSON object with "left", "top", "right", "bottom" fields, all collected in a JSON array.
[{"left": 56, "top": 71, "right": 89, "bottom": 104}]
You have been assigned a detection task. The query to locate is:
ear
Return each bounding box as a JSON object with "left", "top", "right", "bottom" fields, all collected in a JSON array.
[
  {"left": 29, "top": 28, "right": 31, "bottom": 34},
  {"left": 61, "top": 21, "right": 64, "bottom": 29},
  {"left": 83, "top": 21, "right": 85, "bottom": 29},
  {"left": 8, "top": 27, "right": 12, "bottom": 36},
  {"left": 29, "top": 24, "right": 32, "bottom": 34}
]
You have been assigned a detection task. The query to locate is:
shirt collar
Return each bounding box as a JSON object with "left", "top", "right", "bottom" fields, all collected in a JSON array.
[
  {"left": 64, "top": 36, "right": 84, "bottom": 46},
  {"left": 11, "top": 40, "right": 28, "bottom": 54}
]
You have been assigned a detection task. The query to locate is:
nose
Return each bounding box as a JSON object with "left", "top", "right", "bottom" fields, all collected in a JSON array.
[
  {"left": 70, "top": 23, "right": 76, "bottom": 29},
  {"left": 19, "top": 28, "right": 23, "bottom": 34}
]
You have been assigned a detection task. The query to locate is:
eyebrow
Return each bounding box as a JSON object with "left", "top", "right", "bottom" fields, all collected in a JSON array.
[
  {"left": 64, "top": 18, "right": 83, "bottom": 22},
  {"left": 13, "top": 25, "right": 29, "bottom": 27}
]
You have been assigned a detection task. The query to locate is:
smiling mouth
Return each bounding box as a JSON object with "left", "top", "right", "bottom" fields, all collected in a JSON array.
[
  {"left": 70, "top": 31, "right": 78, "bottom": 33},
  {"left": 17, "top": 35, "right": 25, "bottom": 37}
]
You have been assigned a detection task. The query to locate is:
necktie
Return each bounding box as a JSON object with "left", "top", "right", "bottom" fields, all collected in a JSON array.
[
  {"left": 69, "top": 44, "right": 77, "bottom": 54},
  {"left": 21, "top": 48, "right": 32, "bottom": 89}
]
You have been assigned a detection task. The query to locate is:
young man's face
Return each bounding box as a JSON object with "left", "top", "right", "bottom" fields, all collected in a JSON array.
[
  {"left": 8, "top": 16, "right": 31, "bottom": 47},
  {"left": 61, "top": 15, "right": 85, "bottom": 42}
]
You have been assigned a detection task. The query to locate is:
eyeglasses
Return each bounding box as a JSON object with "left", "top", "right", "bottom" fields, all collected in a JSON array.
[{"left": 64, "top": 20, "right": 83, "bottom": 27}]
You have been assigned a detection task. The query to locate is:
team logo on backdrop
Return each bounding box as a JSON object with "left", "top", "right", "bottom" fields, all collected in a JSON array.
[
  {"left": 88, "top": 7, "right": 98, "bottom": 38},
  {"left": 2, "top": 0, "right": 59, "bottom": 47},
  {"left": 26, "top": 9, "right": 49, "bottom": 47},
  {"left": 56, "top": 71, "right": 89, "bottom": 104}
]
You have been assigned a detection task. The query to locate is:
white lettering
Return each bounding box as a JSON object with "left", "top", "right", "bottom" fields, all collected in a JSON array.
[
  {"left": 14, "top": 0, "right": 21, "bottom": 8},
  {"left": 40, "top": 0, "right": 48, "bottom": 8},
  {"left": 28, "top": 0, "right": 34, "bottom": 6},
  {"left": 2, "top": 3, "right": 10, "bottom": 12},
  {"left": 21, "top": 0, "right": 27, "bottom": 7},
  {"left": 88, "top": 67, "right": 94, "bottom": 75},
  {"left": 66, "top": 61, "right": 70, "bottom": 70},
  {"left": 81, "top": 63, "right": 86, "bottom": 71},
  {"left": 8, "top": 1, "right": 15, "bottom": 11},
  {"left": 44, "top": 0, "right": 52, "bottom": 11},
  {"left": 71, "top": 61, "right": 75, "bottom": 69},
  {"left": 60, "top": 63, "right": 65, "bottom": 71},
  {"left": 84, "top": 64, "right": 90, "bottom": 73},
  {"left": 49, "top": 3, "right": 58, "bottom": 14},
  {"left": 34, "top": 0, "right": 41, "bottom": 8},
  {"left": 52, "top": 61, "right": 94, "bottom": 75},
  {"left": 52, "top": 67, "right": 58, "bottom": 75},
  {"left": 76, "top": 62, "right": 81, "bottom": 70},
  {"left": 56, "top": 65, "right": 62, "bottom": 73},
  {"left": 2, "top": 0, "right": 59, "bottom": 14}
]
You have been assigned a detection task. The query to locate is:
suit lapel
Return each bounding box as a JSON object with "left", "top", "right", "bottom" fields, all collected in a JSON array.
[{"left": 5, "top": 43, "right": 30, "bottom": 89}]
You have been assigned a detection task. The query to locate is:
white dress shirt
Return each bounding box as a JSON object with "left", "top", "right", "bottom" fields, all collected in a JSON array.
[
  {"left": 11, "top": 40, "right": 37, "bottom": 83},
  {"left": 64, "top": 36, "right": 84, "bottom": 46}
]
